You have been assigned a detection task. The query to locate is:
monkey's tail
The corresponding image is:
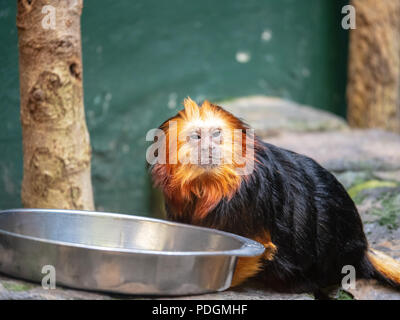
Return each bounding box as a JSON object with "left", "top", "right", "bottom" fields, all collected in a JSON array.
[{"left": 363, "top": 248, "right": 400, "bottom": 289}]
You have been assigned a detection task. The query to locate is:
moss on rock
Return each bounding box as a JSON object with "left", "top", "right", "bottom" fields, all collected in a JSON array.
[
  {"left": 336, "top": 289, "right": 354, "bottom": 300},
  {"left": 348, "top": 180, "right": 398, "bottom": 204},
  {"left": 2, "top": 281, "right": 35, "bottom": 292},
  {"left": 370, "top": 191, "right": 400, "bottom": 230}
]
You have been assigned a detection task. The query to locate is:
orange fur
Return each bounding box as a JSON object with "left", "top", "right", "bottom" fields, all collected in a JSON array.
[
  {"left": 368, "top": 248, "right": 400, "bottom": 285},
  {"left": 152, "top": 97, "right": 257, "bottom": 221},
  {"left": 231, "top": 231, "right": 277, "bottom": 287},
  {"left": 231, "top": 256, "right": 264, "bottom": 287}
]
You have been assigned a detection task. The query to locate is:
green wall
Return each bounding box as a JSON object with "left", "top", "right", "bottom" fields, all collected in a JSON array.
[{"left": 0, "top": 0, "right": 348, "bottom": 215}]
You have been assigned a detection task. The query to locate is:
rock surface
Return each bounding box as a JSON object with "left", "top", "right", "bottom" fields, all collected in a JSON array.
[
  {"left": 1, "top": 96, "right": 399, "bottom": 300},
  {"left": 220, "top": 96, "right": 348, "bottom": 138},
  {"left": 0, "top": 275, "right": 112, "bottom": 300},
  {"left": 0, "top": 274, "right": 312, "bottom": 300},
  {"left": 161, "top": 280, "right": 313, "bottom": 300},
  {"left": 266, "top": 129, "right": 400, "bottom": 172}
]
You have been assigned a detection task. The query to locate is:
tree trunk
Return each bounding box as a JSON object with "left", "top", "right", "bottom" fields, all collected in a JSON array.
[
  {"left": 347, "top": 0, "right": 400, "bottom": 132},
  {"left": 17, "top": 0, "right": 94, "bottom": 210}
]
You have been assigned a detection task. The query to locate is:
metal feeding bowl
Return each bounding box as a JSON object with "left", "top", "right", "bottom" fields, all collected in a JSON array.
[{"left": 0, "top": 209, "right": 264, "bottom": 296}]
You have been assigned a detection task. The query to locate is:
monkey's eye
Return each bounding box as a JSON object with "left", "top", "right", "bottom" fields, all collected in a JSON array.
[
  {"left": 190, "top": 133, "right": 201, "bottom": 140},
  {"left": 212, "top": 130, "right": 221, "bottom": 138}
]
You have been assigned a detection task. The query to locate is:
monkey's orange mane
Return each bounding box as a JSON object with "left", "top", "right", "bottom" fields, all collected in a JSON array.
[{"left": 151, "top": 97, "right": 257, "bottom": 221}]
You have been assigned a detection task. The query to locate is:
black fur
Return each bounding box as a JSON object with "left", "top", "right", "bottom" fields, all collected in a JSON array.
[{"left": 165, "top": 138, "right": 381, "bottom": 293}]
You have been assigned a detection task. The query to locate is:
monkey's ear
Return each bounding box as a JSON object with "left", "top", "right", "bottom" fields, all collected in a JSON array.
[{"left": 183, "top": 97, "right": 200, "bottom": 119}]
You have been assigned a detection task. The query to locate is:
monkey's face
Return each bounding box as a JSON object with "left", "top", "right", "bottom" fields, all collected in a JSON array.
[
  {"left": 154, "top": 98, "right": 254, "bottom": 191},
  {"left": 152, "top": 98, "right": 255, "bottom": 211},
  {"left": 173, "top": 107, "right": 248, "bottom": 174},
  {"left": 181, "top": 121, "right": 225, "bottom": 170}
]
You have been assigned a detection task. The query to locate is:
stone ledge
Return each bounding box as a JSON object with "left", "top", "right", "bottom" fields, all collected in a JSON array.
[
  {"left": 0, "top": 274, "right": 312, "bottom": 300},
  {"left": 265, "top": 129, "right": 400, "bottom": 172},
  {"left": 219, "top": 96, "right": 348, "bottom": 138}
]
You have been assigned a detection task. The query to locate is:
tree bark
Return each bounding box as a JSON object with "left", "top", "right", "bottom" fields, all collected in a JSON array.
[
  {"left": 347, "top": 0, "right": 400, "bottom": 132},
  {"left": 17, "top": 0, "right": 94, "bottom": 210}
]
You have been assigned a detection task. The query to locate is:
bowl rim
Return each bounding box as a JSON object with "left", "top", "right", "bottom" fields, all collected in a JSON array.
[{"left": 0, "top": 208, "right": 265, "bottom": 257}]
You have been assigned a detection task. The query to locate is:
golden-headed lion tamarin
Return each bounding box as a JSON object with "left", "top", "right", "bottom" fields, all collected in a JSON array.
[{"left": 150, "top": 97, "right": 400, "bottom": 298}]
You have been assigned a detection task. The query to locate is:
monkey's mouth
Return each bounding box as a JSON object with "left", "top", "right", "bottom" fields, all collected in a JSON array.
[
  {"left": 199, "top": 163, "right": 220, "bottom": 169},
  {"left": 197, "top": 156, "right": 222, "bottom": 169}
]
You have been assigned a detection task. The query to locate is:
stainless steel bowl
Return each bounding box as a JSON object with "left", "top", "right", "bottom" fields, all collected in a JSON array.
[{"left": 0, "top": 209, "right": 264, "bottom": 296}]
